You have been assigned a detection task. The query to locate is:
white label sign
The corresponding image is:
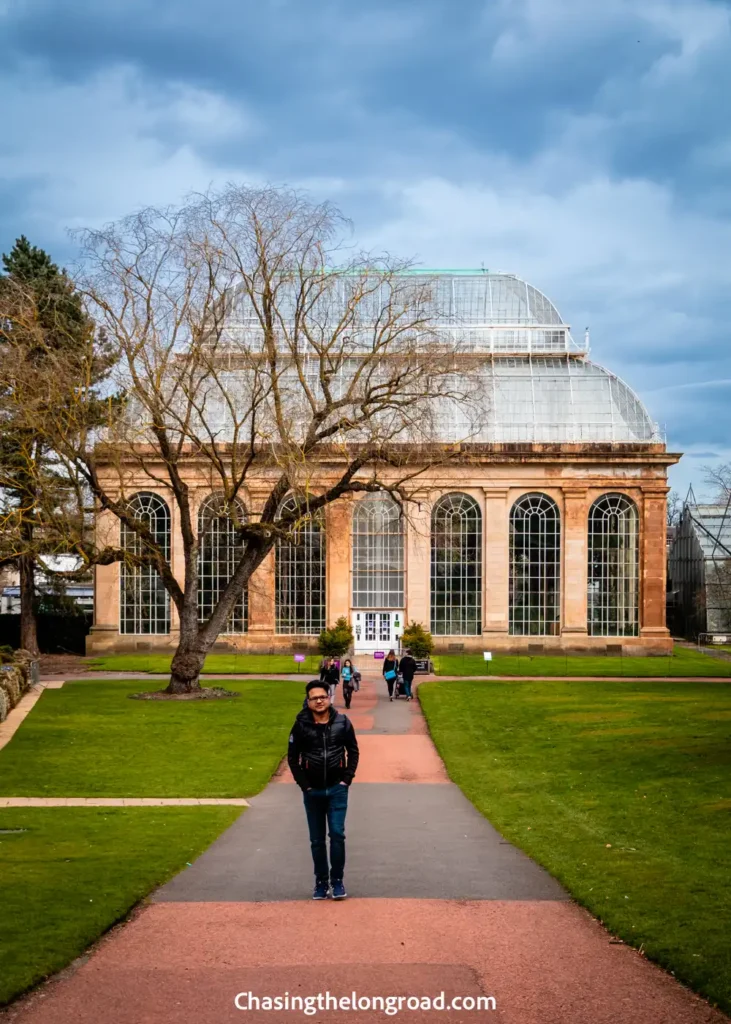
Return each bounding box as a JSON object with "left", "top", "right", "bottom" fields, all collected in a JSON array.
[{"left": 483, "top": 651, "right": 493, "bottom": 661}]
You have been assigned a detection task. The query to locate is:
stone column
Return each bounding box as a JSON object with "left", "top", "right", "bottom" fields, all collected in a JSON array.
[
  {"left": 640, "top": 487, "right": 671, "bottom": 639},
  {"left": 87, "top": 507, "right": 120, "bottom": 652},
  {"left": 406, "top": 494, "right": 431, "bottom": 629},
  {"left": 482, "top": 488, "right": 509, "bottom": 637},
  {"left": 247, "top": 549, "right": 276, "bottom": 646},
  {"left": 168, "top": 496, "right": 182, "bottom": 639},
  {"left": 326, "top": 497, "right": 352, "bottom": 625},
  {"left": 561, "top": 488, "right": 589, "bottom": 638},
  {"left": 246, "top": 492, "right": 276, "bottom": 647}
]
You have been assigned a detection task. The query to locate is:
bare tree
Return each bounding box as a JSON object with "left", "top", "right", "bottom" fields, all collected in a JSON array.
[
  {"left": 666, "top": 489, "right": 682, "bottom": 528},
  {"left": 705, "top": 463, "right": 731, "bottom": 502},
  {"left": 3, "top": 185, "right": 486, "bottom": 693}
]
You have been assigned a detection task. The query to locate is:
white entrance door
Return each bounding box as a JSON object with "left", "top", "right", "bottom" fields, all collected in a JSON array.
[{"left": 352, "top": 610, "right": 404, "bottom": 654}]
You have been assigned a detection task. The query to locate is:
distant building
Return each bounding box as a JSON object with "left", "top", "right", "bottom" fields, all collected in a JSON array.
[
  {"left": 0, "top": 556, "right": 94, "bottom": 615},
  {"left": 668, "top": 502, "right": 731, "bottom": 638}
]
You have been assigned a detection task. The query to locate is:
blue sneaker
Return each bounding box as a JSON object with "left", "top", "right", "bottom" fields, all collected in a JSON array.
[
  {"left": 312, "top": 879, "right": 330, "bottom": 900},
  {"left": 331, "top": 879, "right": 347, "bottom": 900}
]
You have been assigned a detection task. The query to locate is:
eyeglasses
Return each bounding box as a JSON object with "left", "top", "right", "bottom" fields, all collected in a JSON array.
[{"left": 307, "top": 695, "right": 329, "bottom": 703}]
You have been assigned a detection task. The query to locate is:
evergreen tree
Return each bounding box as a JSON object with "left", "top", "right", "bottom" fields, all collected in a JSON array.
[{"left": 0, "top": 237, "right": 112, "bottom": 654}]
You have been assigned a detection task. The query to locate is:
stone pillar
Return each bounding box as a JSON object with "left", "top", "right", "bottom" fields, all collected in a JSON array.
[
  {"left": 406, "top": 495, "right": 431, "bottom": 629},
  {"left": 87, "top": 507, "right": 120, "bottom": 652},
  {"left": 640, "top": 487, "right": 671, "bottom": 638},
  {"left": 247, "top": 549, "right": 276, "bottom": 645},
  {"left": 246, "top": 492, "right": 276, "bottom": 646},
  {"left": 168, "top": 497, "right": 182, "bottom": 638},
  {"left": 482, "top": 488, "right": 509, "bottom": 637},
  {"left": 326, "top": 498, "right": 352, "bottom": 625},
  {"left": 561, "top": 488, "right": 589, "bottom": 638}
]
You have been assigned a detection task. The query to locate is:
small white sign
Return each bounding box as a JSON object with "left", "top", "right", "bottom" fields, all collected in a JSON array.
[{"left": 483, "top": 651, "right": 493, "bottom": 661}]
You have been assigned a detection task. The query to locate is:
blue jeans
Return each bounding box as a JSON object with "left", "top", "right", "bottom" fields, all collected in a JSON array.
[
  {"left": 303, "top": 783, "right": 349, "bottom": 882},
  {"left": 401, "top": 676, "right": 413, "bottom": 697}
]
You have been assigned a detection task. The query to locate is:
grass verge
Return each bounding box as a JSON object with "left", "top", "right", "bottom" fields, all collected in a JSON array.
[
  {"left": 0, "top": 678, "right": 303, "bottom": 797},
  {"left": 432, "top": 645, "right": 731, "bottom": 677},
  {"left": 419, "top": 678, "right": 731, "bottom": 1013},
  {"left": 87, "top": 652, "right": 322, "bottom": 675},
  {"left": 0, "top": 806, "right": 240, "bottom": 1006}
]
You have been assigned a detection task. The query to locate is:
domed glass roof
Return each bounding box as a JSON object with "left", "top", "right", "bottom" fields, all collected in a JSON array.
[{"left": 222, "top": 269, "right": 660, "bottom": 445}]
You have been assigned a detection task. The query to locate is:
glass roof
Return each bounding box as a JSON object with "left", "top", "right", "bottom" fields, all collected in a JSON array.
[{"left": 217, "top": 271, "right": 659, "bottom": 444}]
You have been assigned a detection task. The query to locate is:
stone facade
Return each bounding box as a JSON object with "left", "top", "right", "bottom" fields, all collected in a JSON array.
[{"left": 88, "top": 441, "right": 679, "bottom": 656}]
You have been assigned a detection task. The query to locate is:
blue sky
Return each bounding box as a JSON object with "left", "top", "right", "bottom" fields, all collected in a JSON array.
[{"left": 2, "top": 0, "right": 730, "bottom": 497}]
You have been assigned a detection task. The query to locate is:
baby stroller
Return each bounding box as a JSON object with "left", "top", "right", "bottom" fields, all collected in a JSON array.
[{"left": 392, "top": 671, "right": 406, "bottom": 699}]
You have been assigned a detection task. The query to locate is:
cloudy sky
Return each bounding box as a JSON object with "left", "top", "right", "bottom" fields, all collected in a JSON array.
[{"left": 1, "top": 0, "right": 730, "bottom": 497}]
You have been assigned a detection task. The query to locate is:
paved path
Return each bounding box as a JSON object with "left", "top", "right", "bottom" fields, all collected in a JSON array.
[{"left": 7, "top": 674, "right": 726, "bottom": 1023}]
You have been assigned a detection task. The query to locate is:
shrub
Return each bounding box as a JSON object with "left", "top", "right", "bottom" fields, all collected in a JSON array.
[
  {"left": 0, "top": 645, "right": 14, "bottom": 665},
  {"left": 401, "top": 621, "right": 434, "bottom": 658},
  {"left": 318, "top": 616, "right": 354, "bottom": 658}
]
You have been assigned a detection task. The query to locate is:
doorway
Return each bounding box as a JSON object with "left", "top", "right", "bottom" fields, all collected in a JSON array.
[{"left": 352, "top": 610, "right": 404, "bottom": 654}]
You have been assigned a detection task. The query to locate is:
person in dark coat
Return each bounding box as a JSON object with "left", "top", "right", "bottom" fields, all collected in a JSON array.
[
  {"left": 319, "top": 656, "right": 340, "bottom": 703},
  {"left": 383, "top": 648, "right": 399, "bottom": 700},
  {"left": 287, "top": 679, "right": 360, "bottom": 900},
  {"left": 399, "top": 649, "right": 417, "bottom": 701}
]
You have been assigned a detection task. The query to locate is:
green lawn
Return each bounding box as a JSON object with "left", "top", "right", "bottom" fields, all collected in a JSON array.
[
  {"left": 0, "top": 806, "right": 239, "bottom": 1006},
  {"left": 432, "top": 645, "right": 731, "bottom": 677},
  {"left": 0, "top": 678, "right": 304, "bottom": 797},
  {"left": 419, "top": 678, "right": 731, "bottom": 1013},
  {"left": 88, "top": 652, "right": 321, "bottom": 675}
]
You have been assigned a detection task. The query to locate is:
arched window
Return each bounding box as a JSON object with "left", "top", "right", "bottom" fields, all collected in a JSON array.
[
  {"left": 275, "top": 497, "right": 326, "bottom": 634},
  {"left": 120, "top": 492, "right": 171, "bottom": 634},
  {"left": 431, "top": 494, "right": 482, "bottom": 635},
  {"left": 588, "top": 494, "right": 639, "bottom": 636},
  {"left": 197, "top": 494, "right": 247, "bottom": 634},
  {"left": 509, "top": 493, "right": 561, "bottom": 636},
  {"left": 352, "top": 493, "right": 404, "bottom": 608}
]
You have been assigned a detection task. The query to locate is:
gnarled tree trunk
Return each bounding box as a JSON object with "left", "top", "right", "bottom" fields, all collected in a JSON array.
[{"left": 167, "top": 638, "right": 207, "bottom": 694}]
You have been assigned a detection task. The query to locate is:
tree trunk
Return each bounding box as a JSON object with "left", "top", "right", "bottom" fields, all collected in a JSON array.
[
  {"left": 19, "top": 554, "right": 39, "bottom": 657},
  {"left": 166, "top": 639, "right": 206, "bottom": 694}
]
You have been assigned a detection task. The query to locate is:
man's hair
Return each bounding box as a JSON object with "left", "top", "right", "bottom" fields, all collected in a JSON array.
[
  {"left": 306, "top": 679, "right": 328, "bottom": 696},
  {"left": 404, "top": 649, "right": 412, "bottom": 655}
]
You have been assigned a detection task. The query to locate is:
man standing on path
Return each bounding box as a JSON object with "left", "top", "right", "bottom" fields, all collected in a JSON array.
[
  {"left": 287, "top": 679, "right": 360, "bottom": 900},
  {"left": 399, "top": 648, "right": 417, "bottom": 701}
]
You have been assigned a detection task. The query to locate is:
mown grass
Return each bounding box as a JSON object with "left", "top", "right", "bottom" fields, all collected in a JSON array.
[
  {"left": 0, "top": 806, "right": 240, "bottom": 1006},
  {"left": 419, "top": 678, "right": 731, "bottom": 1013},
  {"left": 432, "top": 645, "right": 731, "bottom": 677},
  {"left": 0, "top": 678, "right": 304, "bottom": 797},
  {"left": 87, "top": 652, "right": 321, "bottom": 675}
]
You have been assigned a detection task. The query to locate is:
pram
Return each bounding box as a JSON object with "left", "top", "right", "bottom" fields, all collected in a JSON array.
[{"left": 392, "top": 671, "right": 406, "bottom": 699}]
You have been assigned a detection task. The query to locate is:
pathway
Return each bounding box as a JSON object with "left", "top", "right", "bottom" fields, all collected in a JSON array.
[{"left": 6, "top": 673, "right": 726, "bottom": 1023}]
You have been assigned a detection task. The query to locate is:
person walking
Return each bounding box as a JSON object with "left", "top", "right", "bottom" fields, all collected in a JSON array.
[
  {"left": 399, "top": 648, "right": 417, "bottom": 701},
  {"left": 383, "top": 648, "right": 399, "bottom": 700},
  {"left": 287, "top": 679, "right": 360, "bottom": 900},
  {"left": 320, "top": 656, "right": 340, "bottom": 703},
  {"left": 341, "top": 658, "right": 359, "bottom": 710}
]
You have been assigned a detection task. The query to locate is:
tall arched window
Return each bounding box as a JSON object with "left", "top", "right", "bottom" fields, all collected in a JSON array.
[
  {"left": 120, "top": 492, "right": 171, "bottom": 634},
  {"left": 431, "top": 493, "right": 482, "bottom": 635},
  {"left": 275, "top": 497, "right": 326, "bottom": 634},
  {"left": 588, "top": 494, "right": 639, "bottom": 636},
  {"left": 352, "top": 493, "right": 404, "bottom": 608},
  {"left": 197, "top": 494, "right": 247, "bottom": 634},
  {"left": 509, "top": 493, "right": 561, "bottom": 635}
]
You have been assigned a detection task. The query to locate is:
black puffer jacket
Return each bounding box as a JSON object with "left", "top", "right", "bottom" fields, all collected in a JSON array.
[{"left": 287, "top": 706, "right": 359, "bottom": 791}]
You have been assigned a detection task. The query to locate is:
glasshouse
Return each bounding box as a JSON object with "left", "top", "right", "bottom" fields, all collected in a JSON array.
[{"left": 88, "top": 270, "right": 678, "bottom": 655}]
